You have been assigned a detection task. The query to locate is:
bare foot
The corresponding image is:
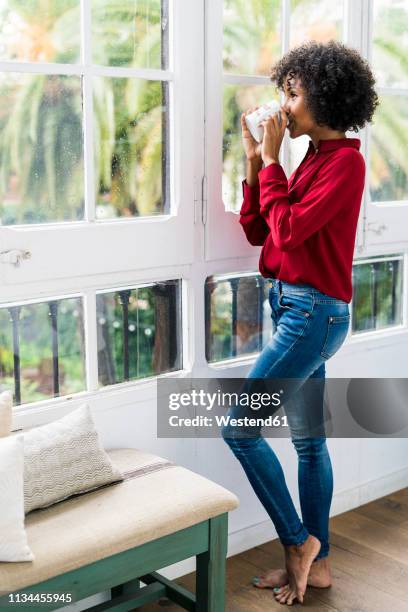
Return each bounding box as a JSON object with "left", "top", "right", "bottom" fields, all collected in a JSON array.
[
  {"left": 274, "top": 535, "right": 321, "bottom": 605},
  {"left": 252, "top": 556, "right": 332, "bottom": 590}
]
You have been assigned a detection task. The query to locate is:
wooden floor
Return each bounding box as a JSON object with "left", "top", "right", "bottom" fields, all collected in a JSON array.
[{"left": 137, "top": 487, "right": 408, "bottom": 611}]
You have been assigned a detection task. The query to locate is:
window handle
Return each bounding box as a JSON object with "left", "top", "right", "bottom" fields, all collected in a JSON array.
[
  {"left": 367, "top": 222, "right": 387, "bottom": 236},
  {"left": 0, "top": 249, "right": 31, "bottom": 267}
]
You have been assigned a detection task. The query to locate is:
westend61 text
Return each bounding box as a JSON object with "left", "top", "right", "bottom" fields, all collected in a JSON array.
[{"left": 168, "top": 415, "right": 288, "bottom": 427}]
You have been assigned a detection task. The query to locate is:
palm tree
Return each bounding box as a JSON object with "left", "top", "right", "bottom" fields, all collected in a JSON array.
[{"left": 0, "top": 0, "right": 166, "bottom": 224}]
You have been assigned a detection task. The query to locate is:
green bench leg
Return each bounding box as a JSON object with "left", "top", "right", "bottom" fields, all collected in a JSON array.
[
  {"left": 195, "top": 513, "right": 228, "bottom": 612},
  {"left": 111, "top": 578, "right": 140, "bottom": 599}
]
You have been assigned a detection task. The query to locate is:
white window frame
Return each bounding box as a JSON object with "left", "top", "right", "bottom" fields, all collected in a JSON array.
[
  {"left": 203, "top": 0, "right": 408, "bottom": 351},
  {"left": 1, "top": 0, "right": 205, "bottom": 428},
  {"left": 0, "top": 0, "right": 200, "bottom": 295}
]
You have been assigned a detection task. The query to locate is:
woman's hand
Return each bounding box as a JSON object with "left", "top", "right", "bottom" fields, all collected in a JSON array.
[
  {"left": 241, "top": 107, "right": 262, "bottom": 161},
  {"left": 259, "top": 108, "right": 288, "bottom": 166}
]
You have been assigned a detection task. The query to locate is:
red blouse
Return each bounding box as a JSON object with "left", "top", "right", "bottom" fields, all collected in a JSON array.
[{"left": 239, "top": 138, "right": 365, "bottom": 302}]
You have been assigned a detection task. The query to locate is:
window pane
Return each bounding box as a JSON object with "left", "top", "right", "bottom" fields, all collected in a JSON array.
[
  {"left": 0, "top": 1, "right": 80, "bottom": 63},
  {"left": 223, "top": 84, "right": 277, "bottom": 211},
  {"left": 0, "top": 297, "right": 86, "bottom": 406},
  {"left": 223, "top": 0, "right": 281, "bottom": 76},
  {"left": 96, "top": 280, "right": 182, "bottom": 386},
  {"left": 369, "top": 95, "right": 408, "bottom": 203},
  {"left": 205, "top": 274, "right": 272, "bottom": 363},
  {"left": 290, "top": 0, "right": 344, "bottom": 47},
  {"left": 351, "top": 257, "right": 403, "bottom": 334},
  {"left": 372, "top": 0, "right": 408, "bottom": 88},
  {"left": 0, "top": 73, "right": 84, "bottom": 225},
  {"left": 92, "top": 0, "right": 168, "bottom": 69},
  {"left": 94, "top": 77, "right": 169, "bottom": 219}
]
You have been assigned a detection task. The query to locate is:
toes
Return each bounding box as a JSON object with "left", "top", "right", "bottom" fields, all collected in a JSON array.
[
  {"left": 274, "top": 584, "right": 290, "bottom": 602},
  {"left": 295, "top": 587, "right": 305, "bottom": 604},
  {"left": 281, "top": 588, "right": 297, "bottom": 606},
  {"left": 274, "top": 584, "right": 302, "bottom": 606},
  {"left": 279, "top": 593, "right": 290, "bottom": 604}
]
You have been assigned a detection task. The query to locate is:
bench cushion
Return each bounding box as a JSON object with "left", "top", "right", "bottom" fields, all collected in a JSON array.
[{"left": 0, "top": 448, "right": 239, "bottom": 595}]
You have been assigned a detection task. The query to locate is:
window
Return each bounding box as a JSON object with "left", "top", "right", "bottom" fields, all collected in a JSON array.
[
  {"left": 1, "top": 1, "right": 407, "bottom": 420},
  {"left": 351, "top": 255, "right": 404, "bottom": 334},
  {"left": 364, "top": 0, "right": 408, "bottom": 246},
  {"left": 0, "top": 296, "right": 86, "bottom": 405},
  {"left": 96, "top": 280, "right": 182, "bottom": 385},
  {"left": 205, "top": 273, "right": 272, "bottom": 363},
  {"left": 0, "top": 0, "right": 198, "bottom": 419},
  {"left": 204, "top": 256, "right": 405, "bottom": 367},
  {"left": 0, "top": 73, "right": 84, "bottom": 225},
  {"left": 205, "top": 0, "right": 407, "bottom": 357}
]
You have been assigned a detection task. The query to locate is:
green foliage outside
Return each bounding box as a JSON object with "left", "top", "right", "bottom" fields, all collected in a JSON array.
[
  {"left": 0, "top": 298, "right": 85, "bottom": 404},
  {"left": 0, "top": 0, "right": 165, "bottom": 224},
  {"left": 97, "top": 286, "right": 161, "bottom": 385}
]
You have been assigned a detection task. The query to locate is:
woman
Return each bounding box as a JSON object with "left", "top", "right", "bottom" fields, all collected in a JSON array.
[{"left": 221, "top": 40, "right": 379, "bottom": 606}]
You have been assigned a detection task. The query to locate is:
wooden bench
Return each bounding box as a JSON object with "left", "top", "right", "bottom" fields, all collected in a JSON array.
[{"left": 0, "top": 448, "right": 239, "bottom": 611}]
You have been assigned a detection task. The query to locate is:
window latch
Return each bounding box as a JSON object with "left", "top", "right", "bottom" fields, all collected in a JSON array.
[
  {"left": 194, "top": 175, "right": 208, "bottom": 226},
  {"left": 0, "top": 249, "right": 31, "bottom": 267},
  {"left": 367, "top": 222, "right": 387, "bottom": 236}
]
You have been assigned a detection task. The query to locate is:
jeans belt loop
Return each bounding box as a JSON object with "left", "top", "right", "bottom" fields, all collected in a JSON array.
[{"left": 278, "top": 280, "right": 282, "bottom": 295}]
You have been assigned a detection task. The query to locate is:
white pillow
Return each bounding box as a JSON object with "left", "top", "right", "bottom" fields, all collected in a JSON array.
[
  {"left": 0, "top": 390, "right": 12, "bottom": 438},
  {"left": 0, "top": 436, "right": 34, "bottom": 562},
  {"left": 23, "top": 404, "right": 123, "bottom": 514}
]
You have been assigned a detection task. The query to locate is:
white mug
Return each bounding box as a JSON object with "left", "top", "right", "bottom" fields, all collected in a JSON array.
[{"left": 244, "top": 100, "right": 282, "bottom": 143}]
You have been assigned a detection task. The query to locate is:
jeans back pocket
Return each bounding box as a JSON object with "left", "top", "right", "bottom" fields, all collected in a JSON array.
[{"left": 320, "top": 314, "right": 350, "bottom": 359}]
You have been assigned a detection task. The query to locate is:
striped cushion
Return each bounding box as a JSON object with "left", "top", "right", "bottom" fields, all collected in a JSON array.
[{"left": 23, "top": 404, "right": 123, "bottom": 514}]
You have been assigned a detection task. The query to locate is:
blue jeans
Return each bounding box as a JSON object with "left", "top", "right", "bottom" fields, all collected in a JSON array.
[{"left": 221, "top": 279, "right": 350, "bottom": 560}]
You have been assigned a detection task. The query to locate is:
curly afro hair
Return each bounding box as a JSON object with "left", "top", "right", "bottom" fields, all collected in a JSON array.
[{"left": 270, "top": 40, "right": 379, "bottom": 133}]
